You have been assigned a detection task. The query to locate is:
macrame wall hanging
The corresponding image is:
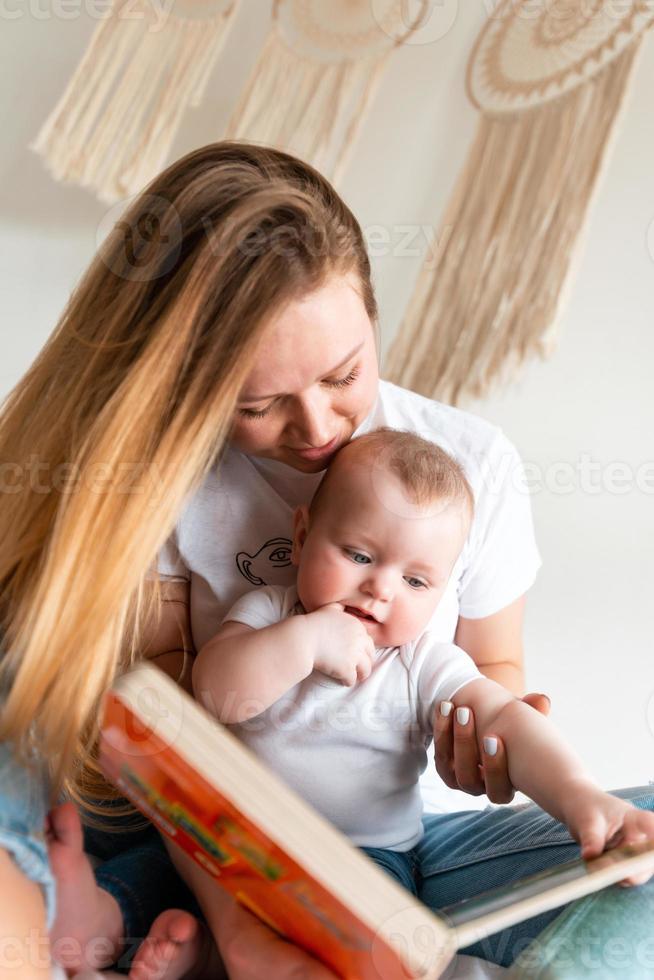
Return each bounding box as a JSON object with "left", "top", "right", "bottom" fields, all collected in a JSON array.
[
  {"left": 386, "top": 0, "right": 654, "bottom": 405},
  {"left": 226, "top": 0, "right": 428, "bottom": 184},
  {"left": 32, "top": 0, "right": 241, "bottom": 203}
]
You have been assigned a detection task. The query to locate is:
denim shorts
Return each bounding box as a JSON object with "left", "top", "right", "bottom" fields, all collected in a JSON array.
[{"left": 0, "top": 740, "right": 56, "bottom": 928}]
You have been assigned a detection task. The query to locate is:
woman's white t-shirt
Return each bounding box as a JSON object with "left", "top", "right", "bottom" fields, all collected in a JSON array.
[{"left": 157, "top": 380, "right": 541, "bottom": 812}]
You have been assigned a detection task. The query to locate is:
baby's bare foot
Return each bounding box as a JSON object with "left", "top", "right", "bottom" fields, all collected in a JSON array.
[
  {"left": 129, "top": 909, "right": 216, "bottom": 980},
  {"left": 47, "top": 801, "right": 124, "bottom": 972}
]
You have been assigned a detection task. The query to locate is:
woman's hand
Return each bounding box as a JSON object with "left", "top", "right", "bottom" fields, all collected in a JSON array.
[
  {"left": 433, "top": 692, "right": 551, "bottom": 803},
  {"left": 165, "top": 835, "right": 338, "bottom": 980},
  {"left": 217, "top": 893, "right": 339, "bottom": 979}
]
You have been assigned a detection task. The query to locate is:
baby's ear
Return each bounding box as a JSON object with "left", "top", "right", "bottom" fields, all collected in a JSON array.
[{"left": 291, "top": 505, "right": 310, "bottom": 566}]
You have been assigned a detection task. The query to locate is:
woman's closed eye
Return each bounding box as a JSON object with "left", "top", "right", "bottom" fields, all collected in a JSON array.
[
  {"left": 239, "top": 404, "right": 272, "bottom": 419},
  {"left": 324, "top": 366, "right": 360, "bottom": 390},
  {"left": 238, "top": 366, "right": 361, "bottom": 419}
]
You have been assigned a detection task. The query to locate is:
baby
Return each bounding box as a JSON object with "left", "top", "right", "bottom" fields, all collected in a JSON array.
[
  {"left": 47, "top": 428, "right": 654, "bottom": 980},
  {"left": 193, "top": 428, "right": 654, "bottom": 880}
]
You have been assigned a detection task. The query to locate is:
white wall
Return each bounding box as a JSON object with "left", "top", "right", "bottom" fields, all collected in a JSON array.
[{"left": 2, "top": 4, "right": 653, "bottom": 789}]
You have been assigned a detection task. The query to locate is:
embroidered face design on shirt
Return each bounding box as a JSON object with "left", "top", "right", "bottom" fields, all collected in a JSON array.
[{"left": 236, "top": 537, "right": 293, "bottom": 586}]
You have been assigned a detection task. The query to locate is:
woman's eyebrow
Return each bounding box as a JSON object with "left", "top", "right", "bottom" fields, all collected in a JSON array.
[{"left": 239, "top": 341, "right": 365, "bottom": 402}]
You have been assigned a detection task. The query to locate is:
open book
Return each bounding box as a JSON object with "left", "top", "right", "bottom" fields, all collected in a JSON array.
[{"left": 99, "top": 664, "right": 654, "bottom": 980}]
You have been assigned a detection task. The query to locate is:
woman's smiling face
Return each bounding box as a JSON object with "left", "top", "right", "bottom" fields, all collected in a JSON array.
[{"left": 230, "top": 273, "right": 380, "bottom": 472}]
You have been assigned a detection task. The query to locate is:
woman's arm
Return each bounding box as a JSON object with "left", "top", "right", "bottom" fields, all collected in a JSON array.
[
  {"left": 454, "top": 595, "right": 526, "bottom": 694},
  {"left": 141, "top": 580, "right": 195, "bottom": 693},
  {"left": 437, "top": 593, "right": 550, "bottom": 801},
  {"left": 164, "top": 839, "right": 338, "bottom": 980}
]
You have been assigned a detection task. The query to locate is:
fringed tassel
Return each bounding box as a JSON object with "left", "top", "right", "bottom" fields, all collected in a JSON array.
[
  {"left": 386, "top": 43, "right": 643, "bottom": 405},
  {"left": 32, "top": 0, "right": 240, "bottom": 203},
  {"left": 226, "top": 30, "right": 391, "bottom": 183}
]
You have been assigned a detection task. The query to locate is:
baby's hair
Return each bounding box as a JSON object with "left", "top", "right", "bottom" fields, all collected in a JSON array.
[{"left": 310, "top": 427, "right": 474, "bottom": 519}]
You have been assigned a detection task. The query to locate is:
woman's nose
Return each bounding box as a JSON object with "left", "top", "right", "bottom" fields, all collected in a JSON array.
[{"left": 287, "top": 390, "right": 333, "bottom": 446}]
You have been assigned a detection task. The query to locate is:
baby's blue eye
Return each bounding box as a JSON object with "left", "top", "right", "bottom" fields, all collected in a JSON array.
[
  {"left": 405, "top": 577, "right": 426, "bottom": 590},
  {"left": 346, "top": 550, "right": 370, "bottom": 564}
]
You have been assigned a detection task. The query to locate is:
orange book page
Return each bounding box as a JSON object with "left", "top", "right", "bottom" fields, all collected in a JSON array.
[{"left": 99, "top": 691, "right": 414, "bottom": 980}]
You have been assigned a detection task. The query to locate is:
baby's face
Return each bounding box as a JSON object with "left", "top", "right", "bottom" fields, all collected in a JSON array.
[{"left": 293, "top": 459, "right": 470, "bottom": 648}]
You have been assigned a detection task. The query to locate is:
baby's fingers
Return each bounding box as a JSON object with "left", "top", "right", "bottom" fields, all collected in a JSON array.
[
  {"left": 580, "top": 809, "right": 654, "bottom": 886},
  {"left": 624, "top": 808, "right": 654, "bottom": 844},
  {"left": 615, "top": 810, "right": 654, "bottom": 885},
  {"left": 578, "top": 813, "right": 610, "bottom": 861},
  {"left": 617, "top": 839, "right": 654, "bottom": 886},
  {"left": 618, "top": 863, "right": 651, "bottom": 886}
]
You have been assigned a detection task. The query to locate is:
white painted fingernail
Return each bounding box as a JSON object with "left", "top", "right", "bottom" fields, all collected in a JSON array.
[
  {"left": 456, "top": 707, "right": 470, "bottom": 726},
  {"left": 440, "top": 701, "right": 453, "bottom": 717},
  {"left": 484, "top": 736, "right": 498, "bottom": 757}
]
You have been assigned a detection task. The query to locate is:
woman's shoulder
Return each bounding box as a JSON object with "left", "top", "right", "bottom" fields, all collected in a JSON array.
[{"left": 375, "top": 379, "right": 511, "bottom": 464}]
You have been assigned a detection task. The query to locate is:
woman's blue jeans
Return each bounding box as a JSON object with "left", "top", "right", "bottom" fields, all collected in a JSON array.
[
  {"left": 363, "top": 785, "right": 654, "bottom": 971},
  {"left": 92, "top": 785, "right": 654, "bottom": 973}
]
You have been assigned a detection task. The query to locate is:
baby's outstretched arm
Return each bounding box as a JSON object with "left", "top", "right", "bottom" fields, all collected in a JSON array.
[
  {"left": 193, "top": 604, "right": 374, "bottom": 723},
  {"left": 450, "top": 679, "right": 654, "bottom": 881}
]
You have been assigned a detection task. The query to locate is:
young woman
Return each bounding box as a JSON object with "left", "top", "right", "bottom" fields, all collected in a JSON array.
[{"left": 0, "top": 142, "right": 651, "bottom": 980}]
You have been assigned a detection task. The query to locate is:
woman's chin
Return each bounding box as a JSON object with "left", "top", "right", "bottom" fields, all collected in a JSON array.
[
  {"left": 269, "top": 445, "right": 343, "bottom": 472},
  {"left": 287, "top": 452, "right": 338, "bottom": 473},
  {"left": 252, "top": 452, "right": 328, "bottom": 473}
]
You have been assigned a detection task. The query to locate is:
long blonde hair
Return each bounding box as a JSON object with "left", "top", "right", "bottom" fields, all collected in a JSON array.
[{"left": 0, "top": 142, "right": 377, "bottom": 806}]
